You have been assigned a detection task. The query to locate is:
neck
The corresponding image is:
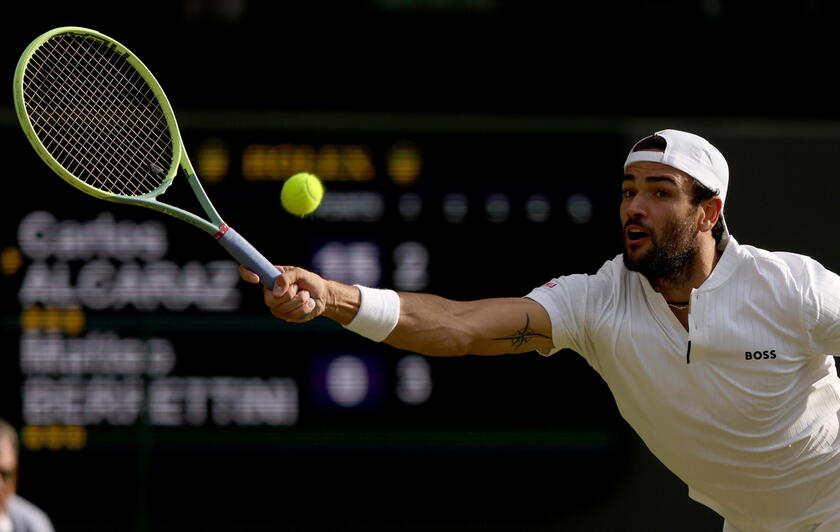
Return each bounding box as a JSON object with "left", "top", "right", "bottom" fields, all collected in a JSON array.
[{"left": 652, "top": 238, "right": 721, "bottom": 304}]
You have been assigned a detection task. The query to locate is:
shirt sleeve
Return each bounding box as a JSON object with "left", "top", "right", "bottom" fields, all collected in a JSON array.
[
  {"left": 802, "top": 257, "right": 840, "bottom": 356},
  {"left": 524, "top": 259, "right": 617, "bottom": 358}
]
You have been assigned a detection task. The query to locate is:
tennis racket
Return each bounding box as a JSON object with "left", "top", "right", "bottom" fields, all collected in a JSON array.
[{"left": 13, "top": 26, "right": 281, "bottom": 290}]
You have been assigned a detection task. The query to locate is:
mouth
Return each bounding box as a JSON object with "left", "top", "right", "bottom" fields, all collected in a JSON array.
[{"left": 625, "top": 224, "right": 651, "bottom": 245}]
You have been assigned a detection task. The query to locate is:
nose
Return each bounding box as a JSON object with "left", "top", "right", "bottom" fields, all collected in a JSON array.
[{"left": 624, "top": 194, "right": 648, "bottom": 220}]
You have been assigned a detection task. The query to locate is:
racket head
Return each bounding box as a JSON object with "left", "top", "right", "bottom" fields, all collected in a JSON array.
[{"left": 13, "top": 26, "right": 185, "bottom": 203}]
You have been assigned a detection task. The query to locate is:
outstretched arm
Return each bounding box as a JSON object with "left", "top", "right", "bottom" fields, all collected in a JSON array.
[
  {"left": 384, "top": 292, "right": 552, "bottom": 356},
  {"left": 241, "top": 266, "right": 554, "bottom": 357}
]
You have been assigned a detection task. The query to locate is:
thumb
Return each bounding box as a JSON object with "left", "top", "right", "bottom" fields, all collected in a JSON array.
[{"left": 272, "top": 266, "right": 306, "bottom": 297}]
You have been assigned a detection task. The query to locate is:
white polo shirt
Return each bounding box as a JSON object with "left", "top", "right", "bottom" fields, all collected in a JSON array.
[{"left": 526, "top": 237, "right": 840, "bottom": 532}]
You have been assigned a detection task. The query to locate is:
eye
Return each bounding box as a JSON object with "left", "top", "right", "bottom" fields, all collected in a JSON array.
[
  {"left": 654, "top": 190, "right": 671, "bottom": 199},
  {"left": 622, "top": 189, "right": 635, "bottom": 199}
]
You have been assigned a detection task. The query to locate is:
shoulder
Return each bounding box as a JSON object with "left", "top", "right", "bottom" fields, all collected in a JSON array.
[
  {"left": 536, "top": 255, "right": 625, "bottom": 292},
  {"left": 7, "top": 495, "right": 54, "bottom": 532},
  {"left": 738, "top": 244, "right": 833, "bottom": 288},
  {"left": 741, "top": 244, "right": 809, "bottom": 268},
  {"left": 526, "top": 255, "right": 626, "bottom": 312},
  {"left": 524, "top": 256, "right": 627, "bottom": 357},
  {"left": 730, "top": 243, "right": 840, "bottom": 332}
]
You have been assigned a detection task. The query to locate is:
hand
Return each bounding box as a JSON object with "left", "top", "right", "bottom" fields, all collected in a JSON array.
[{"left": 239, "top": 265, "right": 328, "bottom": 322}]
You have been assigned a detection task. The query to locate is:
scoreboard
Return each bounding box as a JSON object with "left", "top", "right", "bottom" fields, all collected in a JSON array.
[{"left": 0, "top": 110, "right": 632, "bottom": 530}]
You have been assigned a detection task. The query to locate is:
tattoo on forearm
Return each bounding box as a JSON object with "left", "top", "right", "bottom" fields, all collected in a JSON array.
[{"left": 492, "top": 314, "right": 551, "bottom": 350}]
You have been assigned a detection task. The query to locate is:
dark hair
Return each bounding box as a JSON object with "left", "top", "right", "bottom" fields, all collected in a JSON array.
[{"left": 632, "top": 135, "right": 725, "bottom": 243}]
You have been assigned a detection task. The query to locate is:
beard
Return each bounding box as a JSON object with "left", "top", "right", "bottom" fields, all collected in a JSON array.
[{"left": 622, "top": 214, "right": 701, "bottom": 284}]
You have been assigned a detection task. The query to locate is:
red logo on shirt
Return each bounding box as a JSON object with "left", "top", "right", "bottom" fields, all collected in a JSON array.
[{"left": 543, "top": 282, "right": 557, "bottom": 288}]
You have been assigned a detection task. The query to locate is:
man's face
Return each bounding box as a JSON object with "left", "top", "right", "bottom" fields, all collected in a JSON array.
[
  {"left": 0, "top": 439, "right": 17, "bottom": 513},
  {"left": 620, "top": 161, "right": 702, "bottom": 282}
]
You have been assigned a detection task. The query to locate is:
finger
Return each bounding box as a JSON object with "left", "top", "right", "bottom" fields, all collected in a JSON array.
[
  {"left": 290, "top": 294, "right": 321, "bottom": 323},
  {"left": 272, "top": 266, "right": 301, "bottom": 298},
  {"left": 269, "top": 289, "right": 310, "bottom": 315},
  {"left": 239, "top": 265, "right": 260, "bottom": 284},
  {"left": 265, "top": 283, "right": 298, "bottom": 309},
  {"left": 272, "top": 266, "right": 307, "bottom": 299},
  {"left": 296, "top": 297, "right": 318, "bottom": 322},
  {"left": 270, "top": 294, "right": 316, "bottom": 322}
]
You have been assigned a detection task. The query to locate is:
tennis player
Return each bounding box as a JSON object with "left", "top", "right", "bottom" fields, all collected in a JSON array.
[{"left": 242, "top": 129, "right": 840, "bottom": 532}]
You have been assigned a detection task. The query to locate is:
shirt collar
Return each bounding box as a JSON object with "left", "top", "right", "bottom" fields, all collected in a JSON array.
[{"left": 695, "top": 235, "right": 744, "bottom": 292}]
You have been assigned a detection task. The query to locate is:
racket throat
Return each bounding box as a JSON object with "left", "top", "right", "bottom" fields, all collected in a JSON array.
[{"left": 182, "top": 166, "right": 224, "bottom": 227}]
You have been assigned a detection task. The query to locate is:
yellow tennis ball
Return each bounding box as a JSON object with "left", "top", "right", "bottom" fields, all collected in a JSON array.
[{"left": 281, "top": 172, "right": 324, "bottom": 216}]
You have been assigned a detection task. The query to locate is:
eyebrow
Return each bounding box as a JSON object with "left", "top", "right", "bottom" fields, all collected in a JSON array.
[{"left": 622, "top": 174, "right": 680, "bottom": 186}]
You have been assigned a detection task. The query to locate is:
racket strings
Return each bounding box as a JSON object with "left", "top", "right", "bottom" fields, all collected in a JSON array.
[
  {"left": 29, "top": 40, "right": 131, "bottom": 188},
  {"left": 28, "top": 42, "right": 162, "bottom": 197},
  {"left": 65, "top": 40, "right": 162, "bottom": 194},
  {"left": 32, "top": 36, "right": 169, "bottom": 195},
  {"left": 22, "top": 33, "right": 173, "bottom": 197},
  {"left": 33, "top": 40, "right": 131, "bottom": 192},
  {"left": 34, "top": 36, "right": 170, "bottom": 196}
]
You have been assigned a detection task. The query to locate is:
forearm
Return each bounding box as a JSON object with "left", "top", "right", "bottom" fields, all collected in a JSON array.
[
  {"left": 322, "top": 282, "right": 551, "bottom": 357},
  {"left": 320, "top": 282, "right": 470, "bottom": 355},
  {"left": 252, "top": 265, "right": 552, "bottom": 356},
  {"left": 387, "top": 292, "right": 479, "bottom": 357},
  {"left": 389, "top": 294, "right": 553, "bottom": 356}
]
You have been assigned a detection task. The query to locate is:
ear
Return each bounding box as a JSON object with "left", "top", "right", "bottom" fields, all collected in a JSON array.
[{"left": 699, "top": 197, "right": 723, "bottom": 232}]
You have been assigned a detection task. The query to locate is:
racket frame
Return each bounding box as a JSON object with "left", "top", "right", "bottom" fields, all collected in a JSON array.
[
  {"left": 13, "top": 26, "right": 285, "bottom": 290},
  {"left": 13, "top": 26, "right": 223, "bottom": 236}
]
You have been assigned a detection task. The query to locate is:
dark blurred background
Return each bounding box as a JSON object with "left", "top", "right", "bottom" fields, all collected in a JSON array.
[{"left": 2, "top": 1, "right": 840, "bottom": 531}]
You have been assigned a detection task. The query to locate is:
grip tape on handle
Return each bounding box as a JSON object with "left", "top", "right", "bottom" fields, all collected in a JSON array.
[{"left": 215, "top": 224, "right": 280, "bottom": 289}]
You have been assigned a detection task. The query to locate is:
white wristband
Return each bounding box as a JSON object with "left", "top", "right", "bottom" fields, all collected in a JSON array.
[{"left": 342, "top": 285, "right": 401, "bottom": 342}]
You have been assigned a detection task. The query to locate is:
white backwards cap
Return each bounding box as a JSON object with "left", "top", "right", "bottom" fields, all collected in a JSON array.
[{"left": 624, "top": 129, "right": 730, "bottom": 240}]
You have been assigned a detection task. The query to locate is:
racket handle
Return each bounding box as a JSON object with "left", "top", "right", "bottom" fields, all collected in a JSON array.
[{"left": 215, "top": 224, "right": 281, "bottom": 289}]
